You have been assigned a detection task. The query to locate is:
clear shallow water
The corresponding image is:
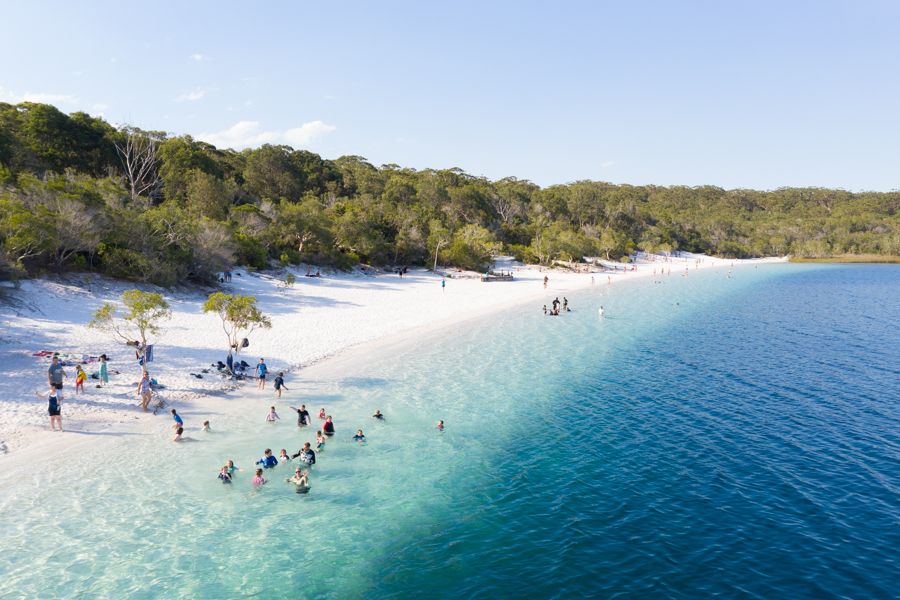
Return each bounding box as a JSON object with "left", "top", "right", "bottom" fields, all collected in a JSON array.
[{"left": 1, "top": 265, "right": 898, "bottom": 599}]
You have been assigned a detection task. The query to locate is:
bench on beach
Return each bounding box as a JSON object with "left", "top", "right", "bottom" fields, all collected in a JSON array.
[{"left": 480, "top": 273, "right": 514, "bottom": 282}]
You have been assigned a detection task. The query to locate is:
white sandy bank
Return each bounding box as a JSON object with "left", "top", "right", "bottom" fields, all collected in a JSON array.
[{"left": 0, "top": 254, "right": 785, "bottom": 460}]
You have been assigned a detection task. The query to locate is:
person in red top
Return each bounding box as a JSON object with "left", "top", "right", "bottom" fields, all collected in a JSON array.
[{"left": 323, "top": 415, "right": 335, "bottom": 436}]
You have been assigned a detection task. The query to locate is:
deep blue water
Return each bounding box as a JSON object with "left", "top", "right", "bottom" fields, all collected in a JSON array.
[
  {"left": 369, "top": 265, "right": 900, "bottom": 598},
  {"left": 1, "top": 265, "right": 897, "bottom": 599}
]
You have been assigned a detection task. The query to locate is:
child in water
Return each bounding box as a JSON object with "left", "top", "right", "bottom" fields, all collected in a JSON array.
[
  {"left": 218, "top": 466, "right": 232, "bottom": 484},
  {"left": 318, "top": 408, "right": 326, "bottom": 420},
  {"left": 202, "top": 420, "right": 211, "bottom": 432},
  {"left": 225, "top": 460, "right": 240, "bottom": 476},
  {"left": 353, "top": 429, "right": 366, "bottom": 442},
  {"left": 278, "top": 449, "right": 291, "bottom": 463},
  {"left": 316, "top": 430, "right": 326, "bottom": 450},
  {"left": 372, "top": 409, "right": 384, "bottom": 420},
  {"left": 253, "top": 468, "right": 267, "bottom": 487},
  {"left": 74, "top": 365, "right": 87, "bottom": 394},
  {"left": 265, "top": 406, "right": 280, "bottom": 423},
  {"left": 437, "top": 420, "right": 444, "bottom": 431},
  {"left": 257, "top": 449, "right": 278, "bottom": 469}
]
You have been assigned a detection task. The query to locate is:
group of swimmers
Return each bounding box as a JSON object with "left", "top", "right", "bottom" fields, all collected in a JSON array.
[{"left": 543, "top": 297, "right": 571, "bottom": 316}]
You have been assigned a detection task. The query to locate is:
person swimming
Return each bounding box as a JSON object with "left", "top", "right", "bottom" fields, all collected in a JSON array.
[
  {"left": 218, "top": 466, "right": 232, "bottom": 484},
  {"left": 372, "top": 409, "right": 384, "bottom": 420},
  {"left": 256, "top": 449, "right": 278, "bottom": 469},
  {"left": 253, "top": 468, "right": 267, "bottom": 487},
  {"left": 352, "top": 429, "right": 366, "bottom": 442}
]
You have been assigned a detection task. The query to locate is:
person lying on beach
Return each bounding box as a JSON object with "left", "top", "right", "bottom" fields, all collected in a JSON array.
[
  {"left": 257, "top": 449, "right": 279, "bottom": 469},
  {"left": 353, "top": 429, "right": 366, "bottom": 442},
  {"left": 323, "top": 416, "right": 335, "bottom": 436},
  {"left": 218, "top": 466, "right": 232, "bottom": 484},
  {"left": 265, "top": 406, "right": 280, "bottom": 422},
  {"left": 291, "top": 442, "right": 316, "bottom": 466},
  {"left": 274, "top": 372, "right": 288, "bottom": 398},
  {"left": 278, "top": 449, "right": 291, "bottom": 463},
  {"left": 316, "top": 430, "right": 326, "bottom": 450},
  {"left": 253, "top": 469, "right": 267, "bottom": 487},
  {"left": 290, "top": 405, "right": 310, "bottom": 426},
  {"left": 372, "top": 409, "right": 384, "bottom": 420}
]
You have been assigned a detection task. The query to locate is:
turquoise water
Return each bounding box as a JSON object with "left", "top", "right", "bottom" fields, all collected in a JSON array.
[{"left": 1, "top": 265, "right": 898, "bottom": 599}]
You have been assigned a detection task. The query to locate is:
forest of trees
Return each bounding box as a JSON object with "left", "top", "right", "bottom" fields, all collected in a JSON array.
[{"left": 1, "top": 102, "right": 897, "bottom": 286}]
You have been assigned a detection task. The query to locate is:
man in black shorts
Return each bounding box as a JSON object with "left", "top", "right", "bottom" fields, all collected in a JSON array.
[{"left": 47, "top": 356, "right": 68, "bottom": 399}]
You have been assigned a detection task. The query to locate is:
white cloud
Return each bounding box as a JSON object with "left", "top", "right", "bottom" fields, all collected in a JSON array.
[
  {"left": 0, "top": 87, "right": 78, "bottom": 105},
  {"left": 176, "top": 88, "right": 207, "bottom": 102},
  {"left": 601, "top": 161, "right": 616, "bottom": 169},
  {"left": 190, "top": 53, "right": 207, "bottom": 62},
  {"left": 197, "top": 120, "right": 336, "bottom": 150}
]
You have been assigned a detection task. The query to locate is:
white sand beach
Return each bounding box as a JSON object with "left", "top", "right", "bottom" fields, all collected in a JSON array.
[{"left": 0, "top": 254, "right": 785, "bottom": 463}]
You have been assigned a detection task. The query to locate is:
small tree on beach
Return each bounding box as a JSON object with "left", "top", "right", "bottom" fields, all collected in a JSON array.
[
  {"left": 203, "top": 292, "right": 272, "bottom": 355},
  {"left": 89, "top": 290, "right": 172, "bottom": 364}
]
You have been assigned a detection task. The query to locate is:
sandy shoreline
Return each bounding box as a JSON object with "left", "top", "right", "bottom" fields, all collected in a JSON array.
[{"left": 0, "top": 254, "right": 785, "bottom": 468}]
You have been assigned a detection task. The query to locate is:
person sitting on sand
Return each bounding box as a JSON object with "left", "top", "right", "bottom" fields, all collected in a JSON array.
[
  {"left": 256, "top": 449, "right": 278, "bottom": 469},
  {"left": 316, "top": 430, "right": 326, "bottom": 450},
  {"left": 323, "top": 416, "right": 335, "bottom": 436},
  {"left": 278, "top": 449, "right": 291, "bottom": 463},
  {"left": 265, "top": 406, "right": 280, "bottom": 423},
  {"left": 218, "top": 466, "right": 232, "bottom": 484},
  {"left": 171, "top": 409, "right": 184, "bottom": 442},
  {"left": 253, "top": 468, "right": 267, "bottom": 487},
  {"left": 274, "top": 372, "right": 288, "bottom": 398},
  {"left": 353, "top": 429, "right": 366, "bottom": 442},
  {"left": 291, "top": 442, "right": 316, "bottom": 466},
  {"left": 290, "top": 405, "right": 310, "bottom": 426},
  {"left": 372, "top": 409, "right": 384, "bottom": 420}
]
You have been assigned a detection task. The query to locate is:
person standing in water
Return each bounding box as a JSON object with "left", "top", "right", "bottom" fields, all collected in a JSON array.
[
  {"left": 598, "top": 305, "right": 605, "bottom": 318},
  {"left": 290, "top": 405, "right": 310, "bottom": 426},
  {"left": 372, "top": 409, "right": 384, "bottom": 420},
  {"left": 437, "top": 420, "right": 444, "bottom": 431},
  {"left": 315, "top": 430, "right": 326, "bottom": 450},
  {"left": 253, "top": 468, "right": 267, "bottom": 487},
  {"left": 352, "top": 429, "right": 366, "bottom": 442},
  {"left": 256, "top": 358, "right": 267, "bottom": 390},
  {"left": 171, "top": 408, "right": 184, "bottom": 442},
  {"left": 323, "top": 415, "right": 335, "bottom": 436},
  {"left": 292, "top": 442, "right": 317, "bottom": 466},
  {"left": 274, "top": 372, "right": 288, "bottom": 398},
  {"left": 265, "top": 406, "right": 280, "bottom": 423}
]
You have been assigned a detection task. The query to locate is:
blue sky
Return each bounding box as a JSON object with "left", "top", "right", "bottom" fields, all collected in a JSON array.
[{"left": 2, "top": 1, "right": 898, "bottom": 190}]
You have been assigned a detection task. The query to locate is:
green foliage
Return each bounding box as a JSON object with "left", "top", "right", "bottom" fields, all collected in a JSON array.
[
  {"left": 0, "top": 101, "right": 898, "bottom": 286},
  {"left": 202, "top": 292, "right": 272, "bottom": 354},
  {"left": 89, "top": 289, "right": 172, "bottom": 349}
]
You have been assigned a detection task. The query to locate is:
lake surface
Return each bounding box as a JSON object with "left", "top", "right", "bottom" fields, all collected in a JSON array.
[{"left": 1, "top": 264, "right": 897, "bottom": 599}]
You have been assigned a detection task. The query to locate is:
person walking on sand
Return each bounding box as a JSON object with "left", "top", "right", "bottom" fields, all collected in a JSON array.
[
  {"left": 47, "top": 355, "right": 67, "bottom": 399},
  {"left": 265, "top": 406, "right": 280, "bottom": 423},
  {"left": 99, "top": 354, "right": 109, "bottom": 387},
  {"left": 256, "top": 358, "right": 267, "bottom": 390},
  {"left": 137, "top": 370, "right": 152, "bottom": 411},
  {"left": 543, "top": 275, "right": 548, "bottom": 288},
  {"left": 74, "top": 365, "right": 87, "bottom": 394},
  {"left": 441, "top": 278, "right": 446, "bottom": 292},
  {"left": 274, "top": 372, "right": 288, "bottom": 398}
]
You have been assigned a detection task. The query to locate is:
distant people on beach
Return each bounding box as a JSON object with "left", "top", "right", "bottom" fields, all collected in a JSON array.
[
  {"left": 48, "top": 356, "right": 67, "bottom": 399},
  {"left": 274, "top": 372, "right": 288, "bottom": 398},
  {"left": 441, "top": 278, "right": 446, "bottom": 292},
  {"left": 256, "top": 358, "right": 267, "bottom": 390},
  {"left": 138, "top": 370, "right": 152, "bottom": 411},
  {"left": 74, "top": 365, "right": 87, "bottom": 394},
  {"left": 543, "top": 304, "right": 547, "bottom": 315},
  {"left": 598, "top": 305, "right": 605, "bottom": 317},
  {"left": 291, "top": 405, "right": 310, "bottom": 426},
  {"left": 543, "top": 275, "right": 548, "bottom": 288},
  {"left": 38, "top": 385, "right": 63, "bottom": 431},
  {"left": 265, "top": 406, "right": 280, "bottom": 423},
  {"left": 323, "top": 416, "right": 335, "bottom": 436},
  {"left": 171, "top": 409, "right": 184, "bottom": 442},
  {"left": 99, "top": 355, "right": 109, "bottom": 387},
  {"left": 372, "top": 409, "right": 384, "bottom": 420}
]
